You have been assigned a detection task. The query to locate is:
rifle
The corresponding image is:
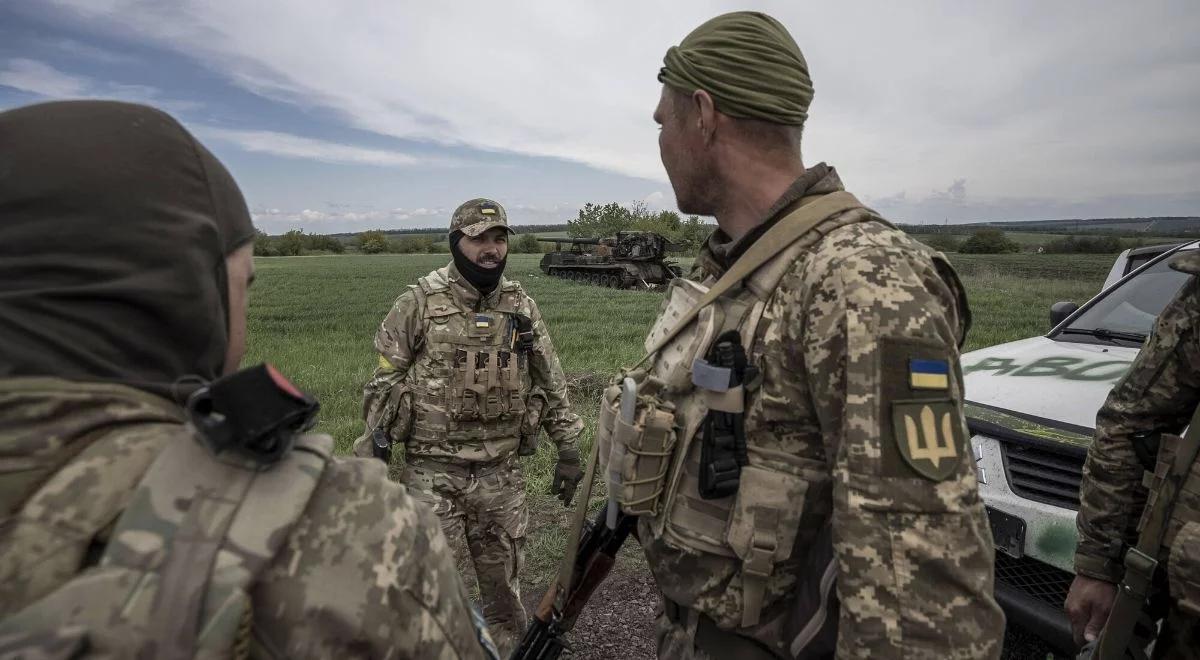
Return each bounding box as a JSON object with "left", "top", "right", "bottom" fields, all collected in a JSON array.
[{"left": 510, "top": 503, "right": 636, "bottom": 660}]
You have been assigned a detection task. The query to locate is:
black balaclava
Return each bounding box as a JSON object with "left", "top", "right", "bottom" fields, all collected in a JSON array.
[
  {"left": 0, "top": 100, "right": 256, "bottom": 399},
  {"left": 449, "top": 230, "right": 506, "bottom": 295}
]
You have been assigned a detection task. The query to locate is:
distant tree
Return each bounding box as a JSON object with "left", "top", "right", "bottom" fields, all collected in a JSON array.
[
  {"left": 1042, "top": 235, "right": 1123, "bottom": 254},
  {"left": 922, "top": 234, "right": 962, "bottom": 253},
  {"left": 427, "top": 240, "right": 448, "bottom": 254},
  {"left": 305, "top": 233, "right": 345, "bottom": 254},
  {"left": 277, "top": 229, "right": 307, "bottom": 256},
  {"left": 511, "top": 233, "right": 542, "bottom": 253},
  {"left": 358, "top": 230, "right": 391, "bottom": 254},
  {"left": 959, "top": 229, "right": 1021, "bottom": 254},
  {"left": 252, "top": 228, "right": 280, "bottom": 256}
]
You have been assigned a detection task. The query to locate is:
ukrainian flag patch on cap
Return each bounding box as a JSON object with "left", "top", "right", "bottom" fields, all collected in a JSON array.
[
  {"left": 475, "top": 314, "right": 491, "bottom": 328},
  {"left": 909, "top": 359, "right": 949, "bottom": 390},
  {"left": 480, "top": 201, "right": 498, "bottom": 215}
]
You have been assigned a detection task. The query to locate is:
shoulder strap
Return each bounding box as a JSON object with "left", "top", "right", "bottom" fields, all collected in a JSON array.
[
  {"left": 634, "top": 191, "right": 864, "bottom": 367},
  {"left": 112, "top": 431, "right": 333, "bottom": 659}
]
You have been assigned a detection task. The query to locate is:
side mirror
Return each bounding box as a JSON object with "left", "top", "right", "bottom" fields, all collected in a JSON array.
[{"left": 1050, "top": 301, "right": 1080, "bottom": 330}]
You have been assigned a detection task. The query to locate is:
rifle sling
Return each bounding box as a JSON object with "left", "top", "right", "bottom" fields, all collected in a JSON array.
[{"left": 1097, "top": 404, "right": 1200, "bottom": 659}]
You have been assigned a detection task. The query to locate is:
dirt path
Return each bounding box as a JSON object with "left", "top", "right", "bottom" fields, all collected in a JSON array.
[{"left": 520, "top": 563, "right": 658, "bottom": 659}]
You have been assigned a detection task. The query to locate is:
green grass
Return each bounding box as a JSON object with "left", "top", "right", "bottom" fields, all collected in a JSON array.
[{"left": 244, "top": 251, "right": 1115, "bottom": 589}]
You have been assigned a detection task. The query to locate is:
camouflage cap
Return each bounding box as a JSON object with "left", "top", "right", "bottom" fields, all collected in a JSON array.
[{"left": 450, "top": 198, "right": 513, "bottom": 237}]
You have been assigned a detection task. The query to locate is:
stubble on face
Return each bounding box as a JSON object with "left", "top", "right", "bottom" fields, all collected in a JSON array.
[{"left": 655, "top": 86, "right": 716, "bottom": 217}]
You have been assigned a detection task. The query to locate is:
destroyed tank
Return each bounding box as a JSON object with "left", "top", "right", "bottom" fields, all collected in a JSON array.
[{"left": 536, "top": 231, "right": 683, "bottom": 290}]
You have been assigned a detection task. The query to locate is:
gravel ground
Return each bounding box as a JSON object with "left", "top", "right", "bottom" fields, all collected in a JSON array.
[{"left": 521, "top": 565, "right": 1064, "bottom": 659}]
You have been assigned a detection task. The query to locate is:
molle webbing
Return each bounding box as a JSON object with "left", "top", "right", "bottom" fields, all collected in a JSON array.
[{"left": 648, "top": 192, "right": 869, "bottom": 629}]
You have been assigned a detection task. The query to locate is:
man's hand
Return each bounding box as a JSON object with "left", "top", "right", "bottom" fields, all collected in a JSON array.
[
  {"left": 1065, "top": 574, "right": 1118, "bottom": 647},
  {"left": 551, "top": 447, "right": 583, "bottom": 507}
]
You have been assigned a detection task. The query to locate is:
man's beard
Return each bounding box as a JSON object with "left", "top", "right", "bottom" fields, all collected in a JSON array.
[
  {"left": 670, "top": 157, "right": 718, "bottom": 217},
  {"left": 449, "top": 232, "right": 506, "bottom": 295}
]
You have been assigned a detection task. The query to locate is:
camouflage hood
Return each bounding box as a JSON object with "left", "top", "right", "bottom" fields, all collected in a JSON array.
[{"left": 0, "top": 377, "right": 182, "bottom": 526}]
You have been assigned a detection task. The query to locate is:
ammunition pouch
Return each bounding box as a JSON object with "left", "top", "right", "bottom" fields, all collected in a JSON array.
[
  {"left": 596, "top": 374, "right": 677, "bottom": 517},
  {"left": 695, "top": 330, "right": 753, "bottom": 500}
]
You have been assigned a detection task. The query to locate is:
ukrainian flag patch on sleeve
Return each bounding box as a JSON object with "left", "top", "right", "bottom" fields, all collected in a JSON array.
[
  {"left": 909, "top": 358, "right": 950, "bottom": 390},
  {"left": 475, "top": 314, "right": 491, "bottom": 328}
]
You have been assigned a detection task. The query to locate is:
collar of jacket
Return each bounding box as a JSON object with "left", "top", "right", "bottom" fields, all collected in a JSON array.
[
  {"left": 695, "top": 162, "right": 844, "bottom": 279},
  {"left": 444, "top": 261, "right": 510, "bottom": 311}
]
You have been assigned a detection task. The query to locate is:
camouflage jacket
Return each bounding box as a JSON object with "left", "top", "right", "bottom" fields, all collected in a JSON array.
[
  {"left": 363, "top": 263, "right": 581, "bottom": 463},
  {"left": 1076, "top": 251, "right": 1200, "bottom": 582},
  {"left": 0, "top": 377, "right": 492, "bottom": 659},
  {"left": 640, "top": 167, "right": 1004, "bottom": 658}
]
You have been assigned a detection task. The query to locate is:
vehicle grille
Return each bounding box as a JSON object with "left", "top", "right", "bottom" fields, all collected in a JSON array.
[
  {"left": 1000, "top": 441, "right": 1085, "bottom": 510},
  {"left": 994, "top": 552, "right": 1074, "bottom": 609}
]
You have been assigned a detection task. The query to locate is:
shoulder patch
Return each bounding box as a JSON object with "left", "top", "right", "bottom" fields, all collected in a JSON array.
[{"left": 879, "top": 337, "right": 967, "bottom": 481}]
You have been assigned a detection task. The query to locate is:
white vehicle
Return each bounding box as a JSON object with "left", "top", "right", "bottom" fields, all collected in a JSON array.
[{"left": 962, "top": 240, "right": 1198, "bottom": 653}]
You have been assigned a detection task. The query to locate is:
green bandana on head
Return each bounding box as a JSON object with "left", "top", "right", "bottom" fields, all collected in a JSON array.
[{"left": 659, "top": 11, "right": 813, "bottom": 127}]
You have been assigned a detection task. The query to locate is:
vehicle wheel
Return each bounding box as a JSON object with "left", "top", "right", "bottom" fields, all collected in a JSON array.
[{"left": 607, "top": 275, "right": 619, "bottom": 288}]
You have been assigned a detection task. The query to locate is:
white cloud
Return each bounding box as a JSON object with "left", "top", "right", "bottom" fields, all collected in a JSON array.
[
  {"left": 199, "top": 127, "right": 421, "bottom": 167},
  {"left": 0, "top": 58, "right": 90, "bottom": 97},
  {"left": 0, "top": 58, "right": 201, "bottom": 112},
  {"left": 642, "top": 191, "right": 668, "bottom": 210},
  {"left": 29, "top": 1, "right": 1200, "bottom": 218}
]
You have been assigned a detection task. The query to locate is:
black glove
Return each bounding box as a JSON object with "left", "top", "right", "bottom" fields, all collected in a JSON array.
[{"left": 551, "top": 447, "right": 583, "bottom": 507}]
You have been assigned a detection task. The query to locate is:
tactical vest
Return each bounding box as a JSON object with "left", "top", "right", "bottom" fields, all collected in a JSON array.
[
  {"left": 596, "top": 192, "right": 872, "bottom": 634},
  {"left": 407, "top": 271, "right": 531, "bottom": 462},
  {"left": 0, "top": 422, "right": 332, "bottom": 659}
]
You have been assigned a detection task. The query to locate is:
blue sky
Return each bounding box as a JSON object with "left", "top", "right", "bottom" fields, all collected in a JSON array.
[{"left": 2, "top": 1, "right": 1198, "bottom": 234}]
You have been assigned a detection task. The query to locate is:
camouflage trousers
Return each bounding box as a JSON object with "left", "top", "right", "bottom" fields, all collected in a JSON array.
[
  {"left": 403, "top": 456, "right": 529, "bottom": 656},
  {"left": 655, "top": 598, "right": 785, "bottom": 660}
]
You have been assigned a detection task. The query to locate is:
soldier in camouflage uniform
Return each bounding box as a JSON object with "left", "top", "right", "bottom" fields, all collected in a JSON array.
[
  {"left": 609, "top": 12, "right": 1005, "bottom": 658},
  {"left": 360, "top": 199, "right": 584, "bottom": 655},
  {"left": 1066, "top": 249, "right": 1200, "bottom": 658},
  {"left": 0, "top": 100, "right": 495, "bottom": 659}
]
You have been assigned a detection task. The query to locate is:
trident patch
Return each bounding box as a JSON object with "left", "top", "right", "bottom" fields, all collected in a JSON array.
[{"left": 892, "top": 400, "right": 964, "bottom": 481}]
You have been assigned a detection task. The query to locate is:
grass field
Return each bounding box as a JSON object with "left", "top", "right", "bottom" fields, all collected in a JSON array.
[{"left": 243, "top": 250, "right": 1113, "bottom": 605}]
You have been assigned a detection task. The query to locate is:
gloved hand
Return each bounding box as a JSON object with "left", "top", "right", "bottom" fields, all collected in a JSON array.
[{"left": 551, "top": 447, "right": 583, "bottom": 507}]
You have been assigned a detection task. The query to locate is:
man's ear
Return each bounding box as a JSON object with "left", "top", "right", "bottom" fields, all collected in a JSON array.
[{"left": 693, "top": 89, "right": 718, "bottom": 145}]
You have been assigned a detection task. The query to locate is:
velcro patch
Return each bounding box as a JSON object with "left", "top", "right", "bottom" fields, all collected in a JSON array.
[
  {"left": 879, "top": 337, "right": 967, "bottom": 480},
  {"left": 892, "top": 399, "right": 964, "bottom": 481},
  {"left": 475, "top": 314, "right": 491, "bottom": 328}
]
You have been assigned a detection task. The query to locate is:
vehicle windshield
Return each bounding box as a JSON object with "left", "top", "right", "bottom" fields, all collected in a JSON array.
[{"left": 1058, "top": 250, "right": 1193, "bottom": 345}]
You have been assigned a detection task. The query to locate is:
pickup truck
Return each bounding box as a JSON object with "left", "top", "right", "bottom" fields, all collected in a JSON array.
[{"left": 962, "top": 240, "right": 1197, "bottom": 653}]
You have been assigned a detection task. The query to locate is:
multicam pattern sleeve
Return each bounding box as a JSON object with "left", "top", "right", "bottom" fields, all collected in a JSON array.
[
  {"left": 523, "top": 297, "right": 582, "bottom": 454},
  {"left": 1075, "top": 277, "right": 1200, "bottom": 582},
  {"left": 255, "top": 456, "right": 493, "bottom": 659},
  {"left": 789, "top": 226, "right": 1004, "bottom": 658},
  {"left": 363, "top": 288, "right": 424, "bottom": 438}
]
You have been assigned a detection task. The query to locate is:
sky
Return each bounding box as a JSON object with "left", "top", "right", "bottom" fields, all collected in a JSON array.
[{"left": 2, "top": 1, "right": 1198, "bottom": 234}]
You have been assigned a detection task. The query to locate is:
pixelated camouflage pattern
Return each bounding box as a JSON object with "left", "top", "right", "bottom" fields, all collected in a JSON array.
[
  {"left": 0, "top": 377, "right": 493, "bottom": 659},
  {"left": 403, "top": 459, "right": 529, "bottom": 656},
  {"left": 1075, "top": 267, "right": 1200, "bottom": 650},
  {"left": 364, "top": 263, "right": 581, "bottom": 462},
  {"left": 640, "top": 168, "right": 1004, "bottom": 659}
]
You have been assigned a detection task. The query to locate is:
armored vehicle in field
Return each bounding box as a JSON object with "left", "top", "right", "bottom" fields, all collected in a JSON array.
[{"left": 536, "top": 231, "right": 682, "bottom": 290}]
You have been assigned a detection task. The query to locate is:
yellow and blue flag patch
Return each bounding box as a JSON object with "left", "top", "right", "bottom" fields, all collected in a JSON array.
[
  {"left": 475, "top": 314, "right": 491, "bottom": 328},
  {"left": 909, "top": 358, "right": 949, "bottom": 390}
]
